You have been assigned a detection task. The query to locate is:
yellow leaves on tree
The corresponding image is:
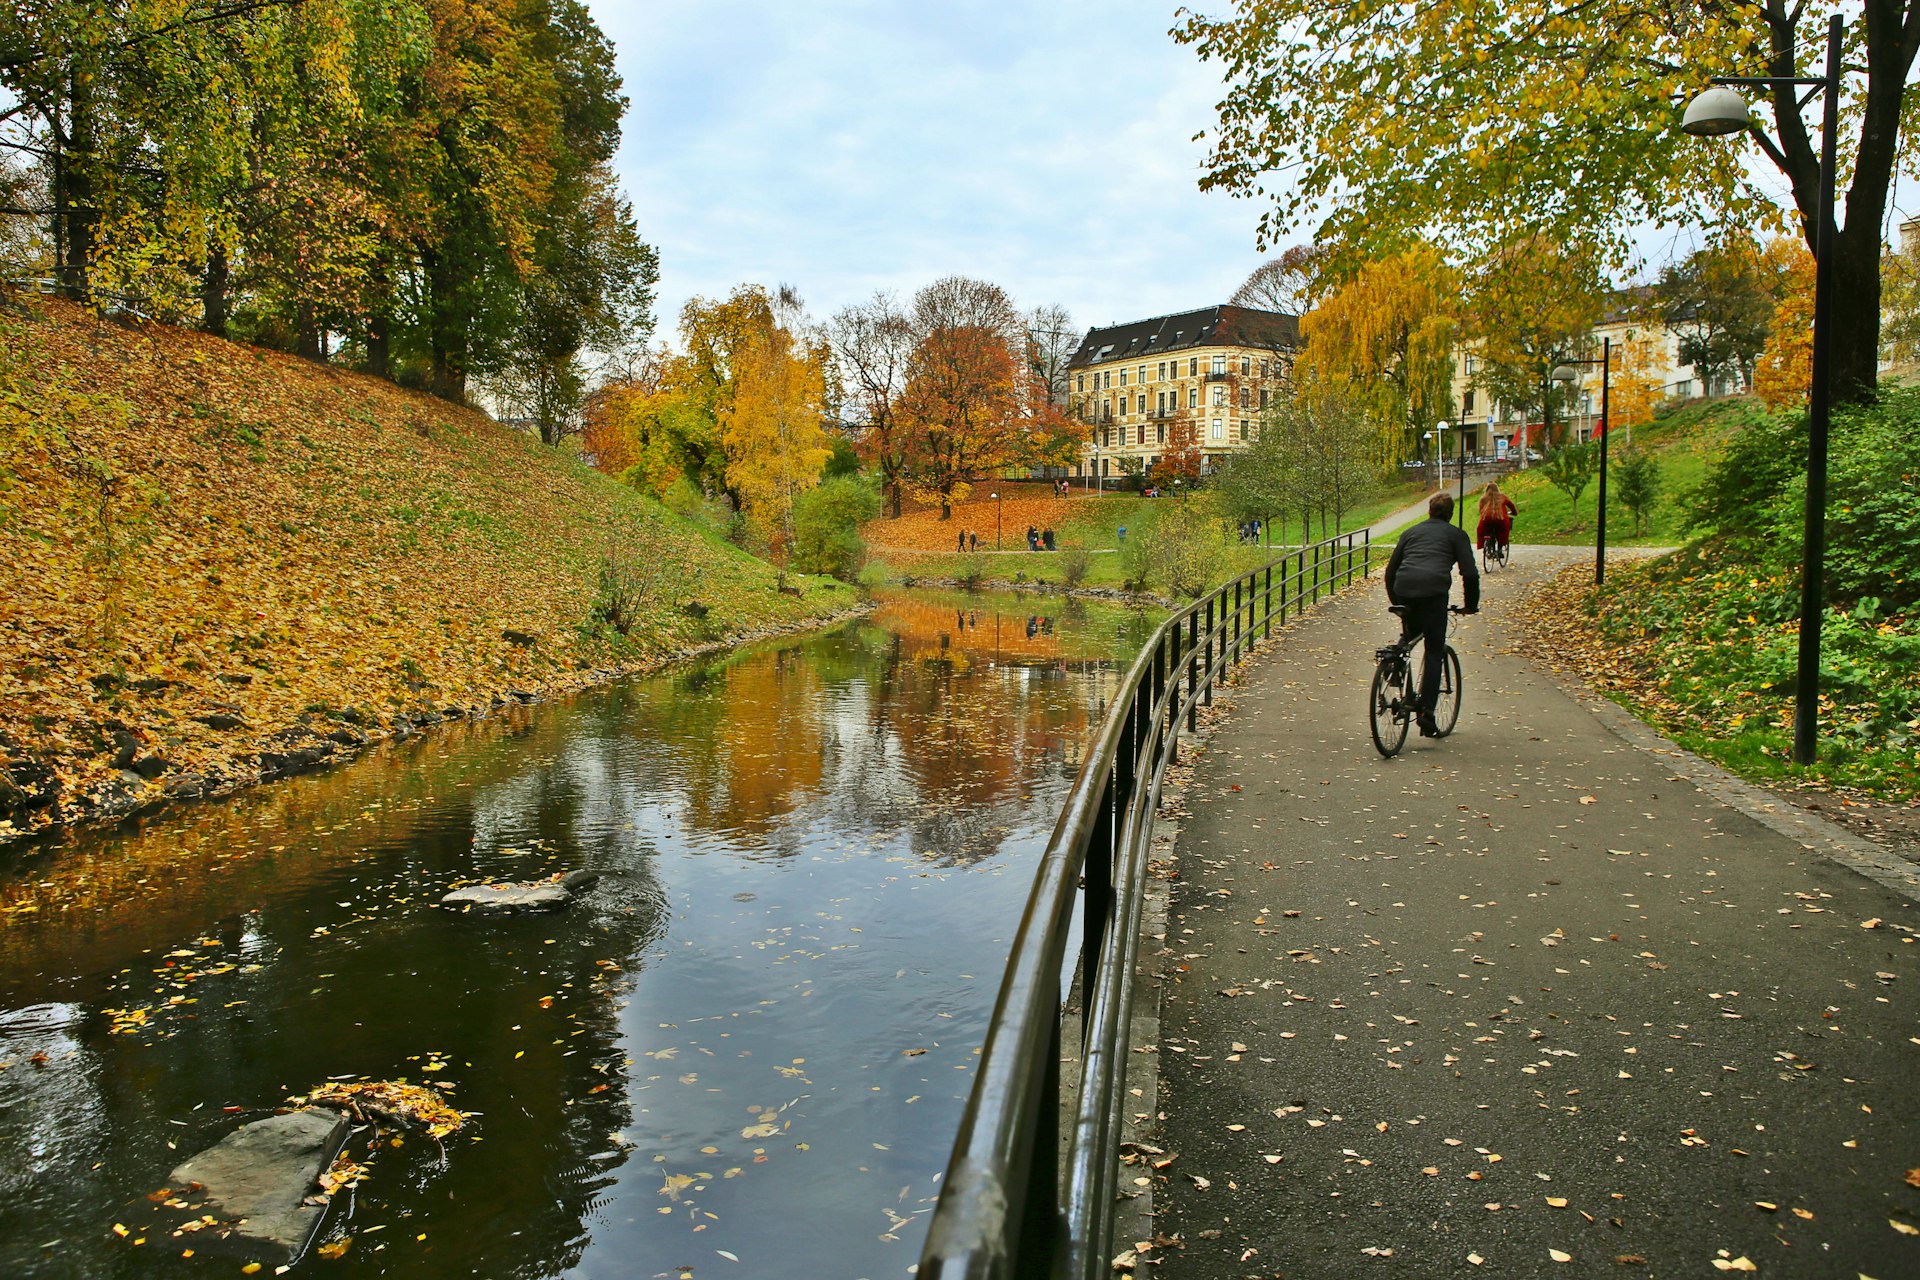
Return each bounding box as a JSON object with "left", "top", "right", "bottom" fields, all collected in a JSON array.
[
  {"left": 720, "top": 324, "right": 831, "bottom": 554},
  {"left": 1603, "top": 332, "right": 1669, "bottom": 433},
  {"left": 1753, "top": 239, "right": 1816, "bottom": 409},
  {"left": 1298, "top": 244, "right": 1459, "bottom": 460}
]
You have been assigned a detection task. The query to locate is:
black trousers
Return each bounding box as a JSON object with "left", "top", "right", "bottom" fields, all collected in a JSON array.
[{"left": 1397, "top": 595, "right": 1450, "bottom": 717}]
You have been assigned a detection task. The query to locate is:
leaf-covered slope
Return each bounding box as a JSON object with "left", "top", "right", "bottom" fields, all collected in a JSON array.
[{"left": 0, "top": 297, "right": 854, "bottom": 837}]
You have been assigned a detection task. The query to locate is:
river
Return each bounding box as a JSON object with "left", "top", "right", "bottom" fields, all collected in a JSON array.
[{"left": 0, "top": 588, "right": 1159, "bottom": 1280}]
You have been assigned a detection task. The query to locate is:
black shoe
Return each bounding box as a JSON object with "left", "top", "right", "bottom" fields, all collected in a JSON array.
[{"left": 1417, "top": 716, "right": 1440, "bottom": 738}]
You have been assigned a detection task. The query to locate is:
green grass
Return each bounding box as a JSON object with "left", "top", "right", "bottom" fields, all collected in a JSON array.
[{"left": 1500, "top": 397, "right": 1762, "bottom": 545}]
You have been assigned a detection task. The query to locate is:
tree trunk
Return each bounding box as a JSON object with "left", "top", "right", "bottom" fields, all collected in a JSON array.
[
  {"left": 294, "top": 301, "right": 324, "bottom": 362},
  {"left": 62, "top": 70, "right": 96, "bottom": 301},
  {"left": 201, "top": 242, "right": 229, "bottom": 338},
  {"left": 1827, "top": 223, "right": 1880, "bottom": 405},
  {"left": 425, "top": 247, "right": 467, "bottom": 403},
  {"left": 366, "top": 312, "right": 390, "bottom": 379},
  {"left": 888, "top": 480, "right": 902, "bottom": 519}
]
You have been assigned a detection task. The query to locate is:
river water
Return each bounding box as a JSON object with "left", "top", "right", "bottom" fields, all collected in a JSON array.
[{"left": 0, "top": 589, "right": 1158, "bottom": 1280}]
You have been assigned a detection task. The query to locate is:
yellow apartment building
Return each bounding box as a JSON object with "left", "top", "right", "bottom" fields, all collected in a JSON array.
[{"left": 1064, "top": 305, "right": 1300, "bottom": 484}]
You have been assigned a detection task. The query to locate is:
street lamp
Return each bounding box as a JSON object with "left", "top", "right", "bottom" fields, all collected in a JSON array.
[
  {"left": 991, "top": 491, "right": 1002, "bottom": 550},
  {"left": 1553, "top": 336, "right": 1615, "bottom": 585},
  {"left": 1682, "top": 13, "right": 1840, "bottom": 766},
  {"left": 1431, "top": 420, "right": 1449, "bottom": 488}
]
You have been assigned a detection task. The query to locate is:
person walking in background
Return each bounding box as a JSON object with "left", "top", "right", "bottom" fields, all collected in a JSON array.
[
  {"left": 1043, "top": 527, "right": 1055, "bottom": 551},
  {"left": 958, "top": 528, "right": 967, "bottom": 553},
  {"left": 969, "top": 531, "right": 978, "bottom": 552}
]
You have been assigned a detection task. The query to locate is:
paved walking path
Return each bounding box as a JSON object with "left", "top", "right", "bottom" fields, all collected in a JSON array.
[{"left": 1139, "top": 549, "right": 1920, "bottom": 1279}]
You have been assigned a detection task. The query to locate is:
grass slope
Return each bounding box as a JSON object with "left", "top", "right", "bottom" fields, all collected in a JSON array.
[{"left": 0, "top": 296, "right": 855, "bottom": 837}]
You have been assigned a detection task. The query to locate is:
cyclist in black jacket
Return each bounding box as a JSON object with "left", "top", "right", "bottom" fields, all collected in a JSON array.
[{"left": 1384, "top": 493, "right": 1480, "bottom": 737}]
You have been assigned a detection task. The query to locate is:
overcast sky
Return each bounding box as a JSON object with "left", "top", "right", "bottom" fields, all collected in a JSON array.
[{"left": 589, "top": 0, "right": 1277, "bottom": 344}]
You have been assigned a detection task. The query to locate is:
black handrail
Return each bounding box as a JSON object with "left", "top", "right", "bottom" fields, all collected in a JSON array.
[{"left": 918, "top": 528, "right": 1376, "bottom": 1279}]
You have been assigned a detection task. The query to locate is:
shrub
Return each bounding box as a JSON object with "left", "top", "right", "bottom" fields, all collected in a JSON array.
[
  {"left": 791, "top": 475, "right": 880, "bottom": 579},
  {"left": 1612, "top": 448, "right": 1662, "bottom": 534},
  {"left": 1058, "top": 542, "right": 1093, "bottom": 587}
]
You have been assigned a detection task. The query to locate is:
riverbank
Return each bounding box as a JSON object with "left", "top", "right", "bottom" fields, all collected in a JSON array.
[{"left": 0, "top": 296, "right": 859, "bottom": 841}]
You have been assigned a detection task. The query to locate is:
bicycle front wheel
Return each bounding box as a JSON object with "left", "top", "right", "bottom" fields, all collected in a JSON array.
[
  {"left": 1369, "top": 658, "right": 1411, "bottom": 757},
  {"left": 1432, "top": 645, "right": 1464, "bottom": 737}
]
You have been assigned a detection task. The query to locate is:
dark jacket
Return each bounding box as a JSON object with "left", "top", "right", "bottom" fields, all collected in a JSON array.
[{"left": 1386, "top": 516, "right": 1480, "bottom": 610}]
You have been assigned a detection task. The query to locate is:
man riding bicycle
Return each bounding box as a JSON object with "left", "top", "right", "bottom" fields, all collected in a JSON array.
[{"left": 1384, "top": 493, "right": 1480, "bottom": 737}]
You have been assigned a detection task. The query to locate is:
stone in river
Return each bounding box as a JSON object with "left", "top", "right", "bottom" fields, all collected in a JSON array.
[
  {"left": 440, "top": 869, "right": 600, "bottom": 913},
  {"left": 166, "top": 1108, "right": 347, "bottom": 1261}
]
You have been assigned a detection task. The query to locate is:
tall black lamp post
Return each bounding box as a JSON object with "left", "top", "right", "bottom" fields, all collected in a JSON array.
[
  {"left": 1681, "top": 13, "right": 1840, "bottom": 766},
  {"left": 1552, "top": 337, "right": 1614, "bottom": 585}
]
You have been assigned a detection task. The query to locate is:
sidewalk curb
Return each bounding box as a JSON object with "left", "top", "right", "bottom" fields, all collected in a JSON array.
[{"left": 1567, "top": 683, "right": 1920, "bottom": 903}]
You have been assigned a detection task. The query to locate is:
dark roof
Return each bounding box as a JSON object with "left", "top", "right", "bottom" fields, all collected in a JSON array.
[{"left": 1066, "top": 305, "right": 1301, "bottom": 370}]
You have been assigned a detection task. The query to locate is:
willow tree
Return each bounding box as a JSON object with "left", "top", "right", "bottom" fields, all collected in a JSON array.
[
  {"left": 1174, "top": 1, "right": 1919, "bottom": 405},
  {"left": 1294, "top": 244, "right": 1458, "bottom": 461}
]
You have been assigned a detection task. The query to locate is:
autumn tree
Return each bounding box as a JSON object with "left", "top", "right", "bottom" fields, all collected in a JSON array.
[
  {"left": 898, "top": 277, "right": 1031, "bottom": 519},
  {"left": 1296, "top": 244, "right": 1457, "bottom": 461},
  {"left": 1230, "top": 243, "right": 1328, "bottom": 316},
  {"left": 1175, "top": 1, "right": 1918, "bottom": 406},
  {"left": 1754, "top": 239, "right": 1816, "bottom": 409},
  {"left": 1657, "top": 236, "right": 1777, "bottom": 394},
  {"left": 828, "top": 292, "right": 916, "bottom": 517},
  {"left": 1467, "top": 237, "right": 1608, "bottom": 447},
  {"left": 1153, "top": 417, "right": 1203, "bottom": 486},
  {"left": 720, "top": 313, "right": 832, "bottom": 552},
  {"left": 1885, "top": 232, "right": 1920, "bottom": 371},
  {"left": 1025, "top": 302, "right": 1079, "bottom": 407}
]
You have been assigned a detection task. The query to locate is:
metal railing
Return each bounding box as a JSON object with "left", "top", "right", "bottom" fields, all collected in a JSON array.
[{"left": 918, "top": 529, "right": 1375, "bottom": 1279}]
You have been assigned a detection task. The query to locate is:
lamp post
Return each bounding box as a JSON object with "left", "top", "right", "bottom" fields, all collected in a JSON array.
[
  {"left": 1432, "top": 420, "right": 1449, "bottom": 489},
  {"left": 1552, "top": 336, "right": 1614, "bottom": 585},
  {"left": 1682, "top": 12, "right": 1840, "bottom": 766},
  {"left": 991, "top": 491, "right": 1002, "bottom": 550}
]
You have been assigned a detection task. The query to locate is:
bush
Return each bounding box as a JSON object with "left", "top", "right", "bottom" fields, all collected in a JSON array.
[
  {"left": 1684, "top": 385, "right": 1920, "bottom": 609},
  {"left": 1612, "top": 448, "right": 1662, "bottom": 534},
  {"left": 1121, "top": 509, "right": 1218, "bottom": 598},
  {"left": 791, "top": 475, "right": 880, "bottom": 579},
  {"left": 1058, "top": 542, "right": 1093, "bottom": 587}
]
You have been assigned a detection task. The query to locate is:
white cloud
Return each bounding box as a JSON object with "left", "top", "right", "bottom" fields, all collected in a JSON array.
[{"left": 589, "top": 0, "right": 1274, "bottom": 342}]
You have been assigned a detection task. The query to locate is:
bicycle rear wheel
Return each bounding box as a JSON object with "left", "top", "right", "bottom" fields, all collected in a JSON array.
[
  {"left": 1369, "top": 657, "right": 1411, "bottom": 757},
  {"left": 1432, "top": 645, "right": 1463, "bottom": 737}
]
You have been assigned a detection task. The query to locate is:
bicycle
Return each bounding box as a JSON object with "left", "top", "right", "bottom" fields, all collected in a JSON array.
[
  {"left": 1478, "top": 524, "right": 1511, "bottom": 573},
  {"left": 1368, "top": 605, "right": 1465, "bottom": 757}
]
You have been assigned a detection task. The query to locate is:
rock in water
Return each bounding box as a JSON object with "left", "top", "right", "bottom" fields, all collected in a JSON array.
[
  {"left": 441, "top": 882, "right": 571, "bottom": 912},
  {"left": 167, "top": 1108, "right": 347, "bottom": 1261}
]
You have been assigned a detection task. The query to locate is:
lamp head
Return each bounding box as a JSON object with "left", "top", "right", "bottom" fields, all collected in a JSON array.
[
  {"left": 1436, "top": 420, "right": 1448, "bottom": 431},
  {"left": 1682, "top": 86, "right": 1751, "bottom": 137},
  {"left": 1551, "top": 364, "right": 1579, "bottom": 384}
]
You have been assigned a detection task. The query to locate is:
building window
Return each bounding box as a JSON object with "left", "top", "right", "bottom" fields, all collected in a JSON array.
[
  {"left": 1211, "top": 355, "right": 1226, "bottom": 375},
  {"left": 1189, "top": 387, "right": 1198, "bottom": 408},
  {"left": 1076, "top": 374, "right": 1085, "bottom": 393},
  {"left": 1464, "top": 353, "right": 1476, "bottom": 376},
  {"left": 1240, "top": 356, "right": 1250, "bottom": 375},
  {"left": 1103, "top": 426, "right": 1113, "bottom": 447},
  {"left": 1463, "top": 389, "right": 1476, "bottom": 414},
  {"left": 1212, "top": 386, "right": 1226, "bottom": 407},
  {"left": 1139, "top": 364, "right": 1147, "bottom": 383},
  {"left": 1210, "top": 418, "right": 1223, "bottom": 440},
  {"left": 1157, "top": 423, "right": 1166, "bottom": 444},
  {"left": 1239, "top": 420, "right": 1250, "bottom": 441},
  {"left": 1157, "top": 362, "right": 1167, "bottom": 380},
  {"left": 1137, "top": 423, "right": 1146, "bottom": 444},
  {"left": 1119, "top": 368, "right": 1127, "bottom": 386},
  {"left": 1259, "top": 388, "right": 1269, "bottom": 409},
  {"left": 1137, "top": 394, "right": 1146, "bottom": 415},
  {"left": 1103, "top": 400, "right": 1112, "bottom": 421},
  {"left": 1260, "top": 359, "right": 1269, "bottom": 378},
  {"left": 1189, "top": 358, "right": 1199, "bottom": 377},
  {"left": 1239, "top": 387, "right": 1251, "bottom": 407}
]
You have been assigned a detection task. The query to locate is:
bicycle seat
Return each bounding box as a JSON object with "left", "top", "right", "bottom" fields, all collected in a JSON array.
[{"left": 1387, "top": 605, "right": 1409, "bottom": 616}]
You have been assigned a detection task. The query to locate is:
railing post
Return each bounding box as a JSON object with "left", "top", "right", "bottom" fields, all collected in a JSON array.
[
  {"left": 1231, "top": 578, "right": 1242, "bottom": 664},
  {"left": 1167, "top": 628, "right": 1181, "bottom": 762},
  {"left": 1186, "top": 611, "right": 1199, "bottom": 731},
  {"left": 1264, "top": 564, "right": 1273, "bottom": 639},
  {"left": 1202, "top": 597, "right": 1214, "bottom": 707}
]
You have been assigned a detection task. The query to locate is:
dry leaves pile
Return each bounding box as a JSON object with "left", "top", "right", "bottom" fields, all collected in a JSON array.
[
  {"left": 864, "top": 484, "right": 1100, "bottom": 553},
  {"left": 0, "top": 298, "right": 853, "bottom": 838}
]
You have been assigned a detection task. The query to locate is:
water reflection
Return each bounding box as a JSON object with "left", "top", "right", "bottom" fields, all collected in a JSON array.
[{"left": 0, "top": 589, "right": 1157, "bottom": 1278}]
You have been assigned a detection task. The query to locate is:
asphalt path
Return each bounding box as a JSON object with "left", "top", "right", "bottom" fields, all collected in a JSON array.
[{"left": 1143, "top": 548, "right": 1920, "bottom": 1280}]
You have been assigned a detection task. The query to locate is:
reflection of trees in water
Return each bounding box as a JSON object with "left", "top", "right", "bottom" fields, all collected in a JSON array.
[{"left": 0, "top": 590, "right": 1156, "bottom": 1277}]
